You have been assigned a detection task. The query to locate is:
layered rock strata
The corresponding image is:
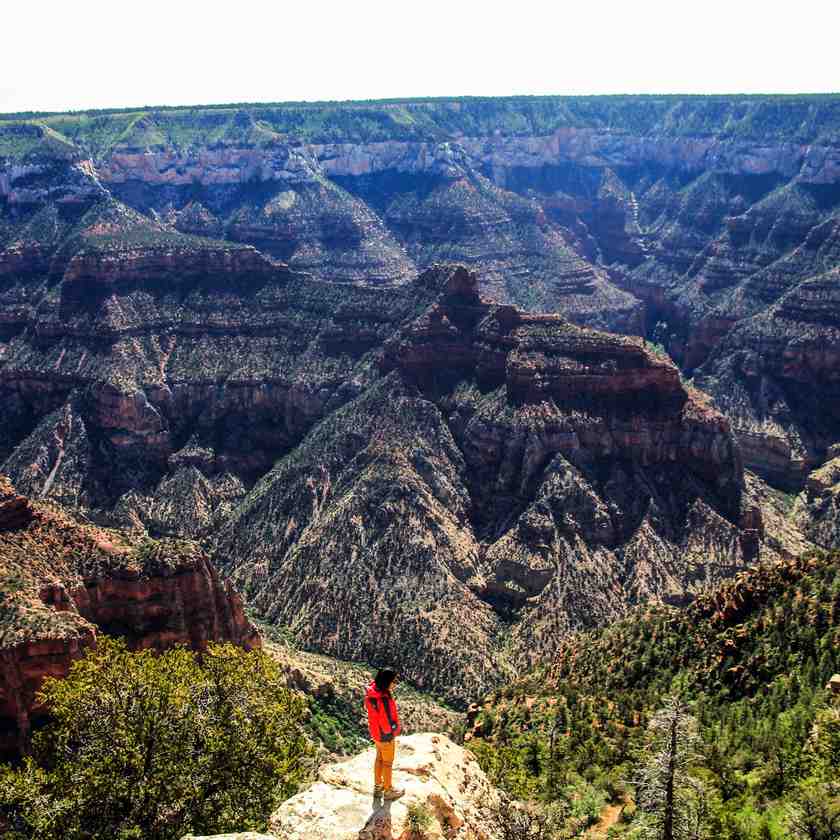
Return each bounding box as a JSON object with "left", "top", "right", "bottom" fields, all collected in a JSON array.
[
  {"left": 0, "top": 144, "right": 820, "bottom": 700},
  {"left": 795, "top": 450, "right": 840, "bottom": 547},
  {"left": 628, "top": 188, "right": 840, "bottom": 487},
  {"left": 2, "top": 95, "right": 839, "bottom": 700},
  {"left": 4, "top": 96, "right": 840, "bottom": 491},
  {"left": 0, "top": 192, "right": 449, "bottom": 525},
  {"left": 0, "top": 475, "right": 258, "bottom": 754},
  {"left": 215, "top": 267, "right": 798, "bottom": 705}
]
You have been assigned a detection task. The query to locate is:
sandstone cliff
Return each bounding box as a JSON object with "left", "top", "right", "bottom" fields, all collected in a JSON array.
[{"left": 0, "top": 475, "right": 258, "bottom": 754}]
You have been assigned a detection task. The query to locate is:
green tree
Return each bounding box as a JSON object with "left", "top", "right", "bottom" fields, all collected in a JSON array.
[
  {"left": 481, "top": 793, "right": 585, "bottom": 840},
  {"left": 786, "top": 702, "right": 840, "bottom": 840},
  {"left": 0, "top": 637, "right": 312, "bottom": 840},
  {"left": 786, "top": 779, "right": 840, "bottom": 840},
  {"left": 763, "top": 711, "right": 804, "bottom": 795},
  {"left": 806, "top": 703, "right": 840, "bottom": 780}
]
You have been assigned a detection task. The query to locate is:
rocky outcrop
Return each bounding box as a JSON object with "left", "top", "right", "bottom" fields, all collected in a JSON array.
[
  {"left": 180, "top": 735, "right": 500, "bottom": 840},
  {"left": 0, "top": 476, "right": 258, "bottom": 755},
  {"left": 795, "top": 453, "right": 840, "bottom": 547},
  {"left": 270, "top": 733, "right": 499, "bottom": 840},
  {"left": 0, "top": 475, "right": 34, "bottom": 530},
  {"left": 212, "top": 266, "right": 798, "bottom": 706}
]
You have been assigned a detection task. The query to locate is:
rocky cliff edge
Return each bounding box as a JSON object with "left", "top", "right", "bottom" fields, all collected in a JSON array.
[
  {"left": 0, "top": 475, "right": 259, "bottom": 754},
  {"left": 183, "top": 733, "right": 499, "bottom": 840}
]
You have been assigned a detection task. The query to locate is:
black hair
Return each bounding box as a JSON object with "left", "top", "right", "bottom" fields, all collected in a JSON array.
[{"left": 374, "top": 668, "right": 398, "bottom": 692}]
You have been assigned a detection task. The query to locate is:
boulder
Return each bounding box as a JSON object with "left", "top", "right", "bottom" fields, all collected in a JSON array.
[{"left": 270, "top": 733, "right": 500, "bottom": 840}]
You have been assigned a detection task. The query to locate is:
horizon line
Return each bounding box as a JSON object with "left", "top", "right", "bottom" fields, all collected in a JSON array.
[{"left": 3, "top": 90, "right": 840, "bottom": 121}]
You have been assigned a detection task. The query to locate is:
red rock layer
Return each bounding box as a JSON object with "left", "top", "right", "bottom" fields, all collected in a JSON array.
[{"left": 0, "top": 477, "right": 258, "bottom": 755}]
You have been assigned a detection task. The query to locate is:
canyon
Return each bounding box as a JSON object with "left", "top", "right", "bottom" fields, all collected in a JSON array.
[
  {"left": 1, "top": 95, "right": 839, "bottom": 706},
  {"left": 3, "top": 96, "right": 840, "bottom": 492}
]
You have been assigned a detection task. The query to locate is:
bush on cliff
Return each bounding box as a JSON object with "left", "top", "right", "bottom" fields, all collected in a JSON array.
[{"left": 0, "top": 637, "right": 312, "bottom": 840}]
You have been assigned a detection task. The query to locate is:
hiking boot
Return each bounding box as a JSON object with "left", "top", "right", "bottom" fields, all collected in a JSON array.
[{"left": 383, "top": 786, "right": 405, "bottom": 800}]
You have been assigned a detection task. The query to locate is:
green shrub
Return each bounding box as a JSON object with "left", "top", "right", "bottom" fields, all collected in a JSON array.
[
  {"left": 0, "top": 637, "right": 312, "bottom": 840},
  {"left": 406, "top": 801, "right": 434, "bottom": 836}
]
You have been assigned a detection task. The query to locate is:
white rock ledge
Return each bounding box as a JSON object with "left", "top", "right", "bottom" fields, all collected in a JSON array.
[
  {"left": 182, "top": 733, "right": 499, "bottom": 840},
  {"left": 276, "top": 732, "right": 498, "bottom": 840}
]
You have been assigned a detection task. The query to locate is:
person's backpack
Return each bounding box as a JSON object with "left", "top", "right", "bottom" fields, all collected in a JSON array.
[{"left": 364, "top": 680, "right": 401, "bottom": 742}]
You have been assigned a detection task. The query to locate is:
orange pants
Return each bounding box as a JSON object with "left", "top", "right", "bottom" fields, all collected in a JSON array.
[{"left": 374, "top": 739, "right": 396, "bottom": 789}]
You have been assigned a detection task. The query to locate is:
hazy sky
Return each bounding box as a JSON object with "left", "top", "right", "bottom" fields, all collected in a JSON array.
[{"left": 3, "top": 0, "right": 838, "bottom": 113}]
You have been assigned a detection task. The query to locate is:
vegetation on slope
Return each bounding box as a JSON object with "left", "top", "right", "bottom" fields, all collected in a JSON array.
[
  {"left": 255, "top": 618, "right": 462, "bottom": 757},
  {"left": 4, "top": 95, "right": 840, "bottom": 160},
  {"left": 0, "top": 638, "right": 312, "bottom": 840},
  {"left": 467, "top": 550, "right": 840, "bottom": 838}
]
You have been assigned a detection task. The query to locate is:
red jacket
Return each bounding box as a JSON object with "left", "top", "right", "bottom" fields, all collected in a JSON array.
[{"left": 365, "top": 681, "right": 401, "bottom": 742}]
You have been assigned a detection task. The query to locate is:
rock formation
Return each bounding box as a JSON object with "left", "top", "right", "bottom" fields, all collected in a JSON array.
[
  {"left": 794, "top": 448, "right": 840, "bottom": 546},
  {"left": 4, "top": 96, "right": 840, "bottom": 498},
  {"left": 270, "top": 733, "right": 499, "bottom": 840},
  {"left": 181, "top": 734, "right": 501, "bottom": 840},
  {"left": 0, "top": 475, "right": 258, "bottom": 754},
  {"left": 214, "top": 266, "right": 803, "bottom": 706}
]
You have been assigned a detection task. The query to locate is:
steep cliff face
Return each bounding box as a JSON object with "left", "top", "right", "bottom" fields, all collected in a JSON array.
[
  {"left": 0, "top": 476, "right": 258, "bottom": 754},
  {"left": 330, "top": 147, "right": 643, "bottom": 331},
  {"left": 105, "top": 141, "right": 641, "bottom": 332},
  {"left": 692, "top": 255, "right": 840, "bottom": 487},
  {"left": 213, "top": 267, "right": 800, "bottom": 705},
  {"left": 4, "top": 96, "right": 840, "bottom": 493},
  {"left": 620, "top": 180, "right": 840, "bottom": 487},
  {"left": 0, "top": 183, "right": 449, "bottom": 526}
]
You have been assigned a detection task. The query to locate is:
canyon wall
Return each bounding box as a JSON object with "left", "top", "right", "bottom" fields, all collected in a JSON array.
[
  {"left": 0, "top": 96, "right": 837, "bottom": 704},
  {"left": 214, "top": 267, "right": 803, "bottom": 705},
  {"left": 0, "top": 476, "right": 258, "bottom": 754},
  {"left": 4, "top": 96, "right": 840, "bottom": 492}
]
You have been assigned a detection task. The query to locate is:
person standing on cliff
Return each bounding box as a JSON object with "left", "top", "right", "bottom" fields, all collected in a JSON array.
[{"left": 365, "top": 668, "right": 405, "bottom": 801}]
